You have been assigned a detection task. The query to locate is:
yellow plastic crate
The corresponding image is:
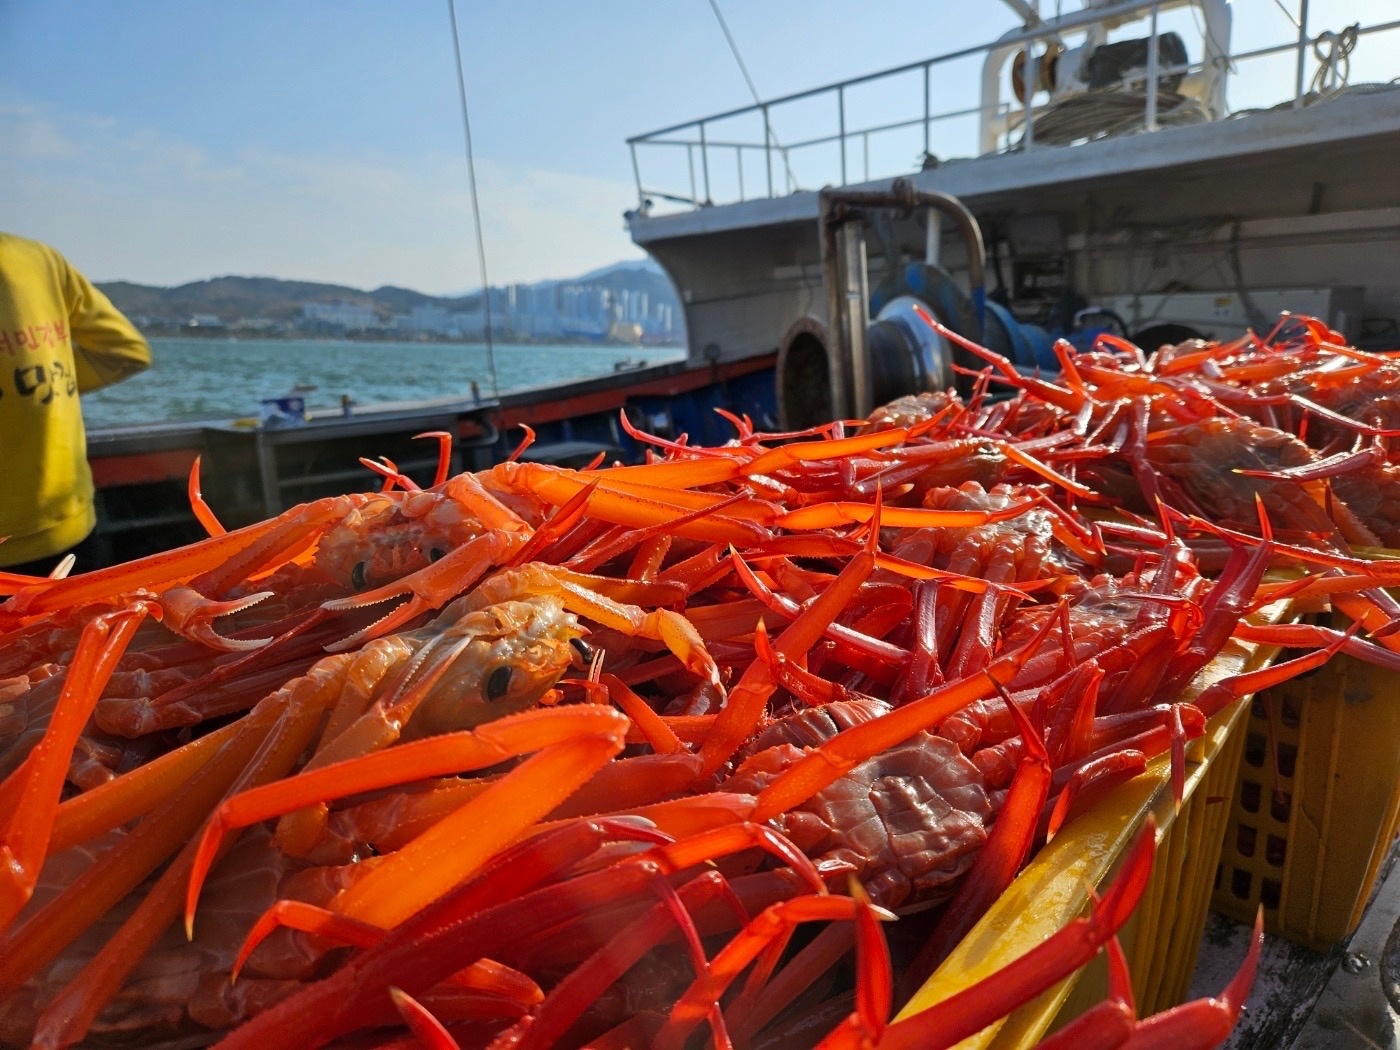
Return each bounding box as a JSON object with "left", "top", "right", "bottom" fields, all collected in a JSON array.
[
  {"left": 1211, "top": 650, "right": 1400, "bottom": 950},
  {"left": 898, "top": 616, "right": 1283, "bottom": 1047}
]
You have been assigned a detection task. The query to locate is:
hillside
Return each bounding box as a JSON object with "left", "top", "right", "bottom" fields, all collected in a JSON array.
[{"left": 98, "top": 261, "right": 678, "bottom": 328}]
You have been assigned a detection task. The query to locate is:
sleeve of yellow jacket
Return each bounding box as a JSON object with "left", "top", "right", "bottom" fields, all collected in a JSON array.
[
  {"left": 61, "top": 258, "right": 153, "bottom": 392},
  {"left": 0, "top": 233, "right": 152, "bottom": 566}
]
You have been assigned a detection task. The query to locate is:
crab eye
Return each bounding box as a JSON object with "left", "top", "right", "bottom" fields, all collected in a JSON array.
[
  {"left": 429, "top": 547, "right": 447, "bottom": 563},
  {"left": 485, "top": 665, "right": 513, "bottom": 701},
  {"left": 351, "top": 561, "right": 368, "bottom": 589},
  {"left": 568, "top": 637, "right": 593, "bottom": 668}
]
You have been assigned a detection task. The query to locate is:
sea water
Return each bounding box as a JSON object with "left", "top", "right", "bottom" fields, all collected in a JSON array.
[{"left": 80, "top": 337, "right": 686, "bottom": 429}]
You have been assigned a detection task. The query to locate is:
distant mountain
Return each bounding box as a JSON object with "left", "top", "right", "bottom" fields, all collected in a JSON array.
[
  {"left": 98, "top": 276, "right": 470, "bottom": 324},
  {"left": 98, "top": 260, "right": 679, "bottom": 328},
  {"left": 574, "top": 258, "right": 664, "bottom": 282},
  {"left": 438, "top": 259, "right": 664, "bottom": 297}
]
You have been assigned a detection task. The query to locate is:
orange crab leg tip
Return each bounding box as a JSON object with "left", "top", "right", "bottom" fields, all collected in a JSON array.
[
  {"left": 1170, "top": 706, "right": 1187, "bottom": 808},
  {"left": 390, "top": 986, "right": 461, "bottom": 1050},
  {"left": 1106, "top": 820, "right": 1157, "bottom": 925},
  {"left": 848, "top": 878, "right": 895, "bottom": 1043},
  {"left": 228, "top": 900, "right": 385, "bottom": 982},
  {"left": 231, "top": 902, "right": 286, "bottom": 982},
  {"left": 412, "top": 431, "right": 455, "bottom": 487},
  {"left": 999, "top": 674, "right": 1050, "bottom": 766},
  {"left": 187, "top": 455, "right": 227, "bottom": 537},
  {"left": 507, "top": 424, "right": 537, "bottom": 463},
  {"left": 1228, "top": 907, "right": 1266, "bottom": 1009},
  {"left": 1115, "top": 905, "right": 1263, "bottom": 1047},
  {"left": 186, "top": 818, "right": 230, "bottom": 939}
]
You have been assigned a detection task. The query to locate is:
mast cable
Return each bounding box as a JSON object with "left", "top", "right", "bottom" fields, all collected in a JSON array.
[
  {"left": 447, "top": 0, "right": 499, "bottom": 399},
  {"left": 705, "top": 0, "right": 798, "bottom": 192}
]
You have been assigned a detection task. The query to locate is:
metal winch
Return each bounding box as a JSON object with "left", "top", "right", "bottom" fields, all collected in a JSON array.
[{"left": 777, "top": 180, "right": 1053, "bottom": 430}]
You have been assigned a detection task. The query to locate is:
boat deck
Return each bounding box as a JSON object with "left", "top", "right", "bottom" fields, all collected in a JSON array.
[{"left": 1193, "top": 836, "right": 1400, "bottom": 1049}]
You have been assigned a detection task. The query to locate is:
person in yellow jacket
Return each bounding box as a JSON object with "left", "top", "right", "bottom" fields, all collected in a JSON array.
[{"left": 0, "top": 232, "right": 151, "bottom": 574}]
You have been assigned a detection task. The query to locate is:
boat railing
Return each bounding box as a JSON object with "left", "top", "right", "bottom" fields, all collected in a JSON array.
[{"left": 625, "top": 0, "right": 1400, "bottom": 214}]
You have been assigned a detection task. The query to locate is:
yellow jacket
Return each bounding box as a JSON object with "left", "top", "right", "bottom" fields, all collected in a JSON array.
[{"left": 0, "top": 233, "right": 151, "bottom": 566}]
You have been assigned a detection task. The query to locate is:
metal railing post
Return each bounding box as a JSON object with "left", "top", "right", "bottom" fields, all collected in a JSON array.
[
  {"left": 629, "top": 142, "right": 643, "bottom": 208},
  {"left": 924, "top": 63, "right": 932, "bottom": 158},
  {"left": 698, "top": 121, "right": 712, "bottom": 204},
  {"left": 838, "top": 85, "right": 848, "bottom": 184},
  {"left": 736, "top": 146, "right": 745, "bottom": 201},
  {"left": 763, "top": 104, "right": 774, "bottom": 197},
  {"left": 1294, "top": 0, "right": 1311, "bottom": 107},
  {"left": 1021, "top": 20, "right": 1037, "bottom": 150},
  {"left": 687, "top": 143, "right": 697, "bottom": 206},
  {"left": 1144, "top": 1, "right": 1161, "bottom": 131},
  {"left": 863, "top": 132, "right": 870, "bottom": 181}
]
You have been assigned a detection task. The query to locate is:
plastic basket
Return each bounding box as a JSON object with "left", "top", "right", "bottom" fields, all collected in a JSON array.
[
  {"left": 1211, "top": 650, "right": 1400, "bottom": 950},
  {"left": 898, "top": 617, "right": 1283, "bottom": 1047}
]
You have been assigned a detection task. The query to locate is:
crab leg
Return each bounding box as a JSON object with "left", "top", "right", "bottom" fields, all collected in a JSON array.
[
  {"left": 818, "top": 822, "right": 1155, "bottom": 1050},
  {"left": 1033, "top": 934, "right": 1136, "bottom": 1049},
  {"left": 560, "top": 490, "right": 750, "bottom": 573},
  {"left": 185, "top": 706, "right": 630, "bottom": 931},
  {"left": 1193, "top": 622, "right": 1358, "bottom": 717},
  {"left": 211, "top": 822, "right": 818, "bottom": 1050},
  {"left": 1045, "top": 751, "right": 1148, "bottom": 842},
  {"left": 0, "top": 515, "right": 282, "bottom": 621},
  {"left": 1109, "top": 909, "right": 1263, "bottom": 1049},
  {"left": 1230, "top": 619, "right": 1399, "bottom": 672},
  {"left": 697, "top": 522, "right": 883, "bottom": 777},
  {"left": 1036, "top": 908, "right": 1264, "bottom": 1050},
  {"left": 0, "top": 600, "right": 155, "bottom": 927},
  {"left": 777, "top": 499, "right": 1036, "bottom": 531},
  {"left": 739, "top": 427, "right": 912, "bottom": 476},
  {"left": 489, "top": 461, "right": 774, "bottom": 543},
  {"left": 390, "top": 987, "right": 460, "bottom": 1050},
  {"left": 187, "top": 455, "right": 227, "bottom": 536},
  {"left": 750, "top": 534, "right": 1007, "bottom": 594},
  {"left": 653, "top": 893, "right": 880, "bottom": 1050},
  {"left": 23, "top": 679, "right": 339, "bottom": 1048},
  {"left": 502, "top": 868, "right": 751, "bottom": 1050},
  {"left": 1155, "top": 501, "right": 1276, "bottom": 702},
  {"left": 234, "top": 815, "right": 676, "bottom": 976},
  {"left": 750, "top": 604, "right": 1063, "bottom": 822},
  {"left": 47, "top": 718, "right": 244, "bottom": 854},
  {"left": 228, "top": 899, "right": 541, "bottom": 1006},
  {"left": 415, "top": 430, "right": 454, "bottom": 487},
  {"left": 728, "top": 549, "right": 909, "bottom": 668},
  {"left": 0, "top": 654, "right": 344, "bottom": 996}
]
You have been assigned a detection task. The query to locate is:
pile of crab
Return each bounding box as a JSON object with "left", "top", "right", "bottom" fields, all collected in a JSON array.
[{"left": 1, "top": 311, "right": 1397, "bottom": 1049}]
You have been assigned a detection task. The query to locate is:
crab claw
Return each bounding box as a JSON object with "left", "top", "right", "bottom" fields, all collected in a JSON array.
[{"left": 157, "top": 586, "right": 274, "bottom": 651}]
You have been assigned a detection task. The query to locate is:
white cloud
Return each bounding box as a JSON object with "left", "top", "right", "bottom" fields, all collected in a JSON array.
[{"left": 0, "top": 100, "right": 644, "bottom": 294}]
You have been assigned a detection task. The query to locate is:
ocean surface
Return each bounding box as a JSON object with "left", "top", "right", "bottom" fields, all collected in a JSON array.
[{"left": 80, "top": 338, "right": 687, "bottom": 429}]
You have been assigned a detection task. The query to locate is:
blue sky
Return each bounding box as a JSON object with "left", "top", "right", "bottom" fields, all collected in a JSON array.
[{"left": 1, "top": 1, "right": 1391, "bottom": 293}]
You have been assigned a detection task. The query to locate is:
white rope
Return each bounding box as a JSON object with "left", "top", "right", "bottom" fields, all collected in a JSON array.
[
  {"left": 1309, "top": 23, "right": 1359, "bottom": 98},
  {"left": 447, "top": 0, "right": 500, "bottom": 399},
  {"left": 705, "top": 0, "right": 798, "bottom": 193}
]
